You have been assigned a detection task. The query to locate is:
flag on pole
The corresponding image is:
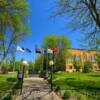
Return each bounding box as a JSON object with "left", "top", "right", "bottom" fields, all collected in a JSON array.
[
  {"left": 22, "top": 48, "right": 31, "bottom": 53},
  {"left": 16, "top": 45, "right": 25, "bottom": 52},
  {"left": 35, "top": 45, "right": 42, "bottom": 53},
  {"left": 51, "top": 48, "right": 58, "bottom": 53},
  {"left": 47, "top": 49, "right": 53, "bottom": 54}
]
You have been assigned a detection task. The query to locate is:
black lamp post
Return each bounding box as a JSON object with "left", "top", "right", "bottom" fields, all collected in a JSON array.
[
  {"left": 20, "top": 60, "right": 28, "bottom": 95},
  {"left": 43, "top": 49, "right": 48, "bottom": 79},
  {"left": 45, "top": 49, "right": 53, "bottom": 80},
  {"left": 20, "top": 65, "right": 25, "bottom": 95},
  {"left": 49, "top": 60, "right": 54, "bottom": 91}
]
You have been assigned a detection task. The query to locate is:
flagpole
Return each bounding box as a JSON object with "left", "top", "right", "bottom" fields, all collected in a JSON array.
[
  {"left": 13, "top": 52, "right": 16, "bottom": 72},
  {"left": 33, "top": 45, "right": 36, "bottom": 74},
  {"left": 42, "top": 48, "right": 44, "bottom": 71},
  {"left": 14, "top": 47, "right": 17, "bottom": 72}
]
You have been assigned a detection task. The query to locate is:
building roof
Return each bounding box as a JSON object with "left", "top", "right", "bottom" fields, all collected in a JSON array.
[{"left": 68, "top": 48, "right": 100, "bottom": 52}]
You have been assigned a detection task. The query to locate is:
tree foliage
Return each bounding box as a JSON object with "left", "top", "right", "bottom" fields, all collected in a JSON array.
[
  {"left": 43, "top": 34, "right": 58, "bottom": 49},
  {"left": 55, "top": 35, "right": 71, "bottom": 71},
  {"left": 73, "top": 58, "right": 81, "bottom": 80},
  {"left": 34, "top": 55, "right": 43, "bottom": 72},
  {"left": 73, "top": 60, "right": 81, "bottom": 72},
  {"left": 28, "top": 61, "right": 34, "bottom": 70},
  {"left": 0, "top": 0, "right": 30, "bottom": 66},
  {"left": 83, "top": 61, "right": 92, "bottom": 73},
  {"left": 43, "top": 34, "right": 71, "bottom": 71},
  {"left": 53, "top": 0, "right": 100, "bottom": 47},
  {"left": 96, "top": 51, "right": 100, "bottom": 68}
]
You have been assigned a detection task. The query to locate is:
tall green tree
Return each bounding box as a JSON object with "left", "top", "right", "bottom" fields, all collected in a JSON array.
[
  {"left": 34, "top": 55, "right": 44, "bottom": 72},
  {"left": 43, "top": 34, "right": 58, "bottom": 49},
  {"left": 28, "top": 61, "right": 34, "bottom": 70},
  {"left": 43, "top": 34, "right": 71, "bottom": 71},
  {"left": 55, "top": 36, "right": 71, "bottom": 71},
  {"left": 0, "top": 0, "right": 30, "bottom": 67},
  {"left": 96, "top": 51, "right": 100, "bottom": 68},
  {"left": 53, "top": 0, "right": 100, "bottom": 47},
  {"left": 73, "top": 57, "right": 81, "bottom": 80},
  {"left": 83, "top": 61, "right": 92, "bottom": 73}
]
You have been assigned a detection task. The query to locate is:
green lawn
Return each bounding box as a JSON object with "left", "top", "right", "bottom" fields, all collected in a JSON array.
[
  {"left": 0, "top": 73, "right": 17, "bottom": 97},
  {"left": 53, "top": 72, "right": 100, "bottom": 100}
]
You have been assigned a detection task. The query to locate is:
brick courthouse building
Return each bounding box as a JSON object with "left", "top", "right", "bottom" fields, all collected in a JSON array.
[{"left": 65, "top": 48, "right": 100, "bottom": 72}]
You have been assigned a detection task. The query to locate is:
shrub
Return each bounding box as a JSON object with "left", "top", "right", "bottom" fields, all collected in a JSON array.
[
  {"left": 6, "top": 78, "right": 17, "bottom": 83},
  {"left": 13, "top": 80, "right": 22, "bottom": 90},
  {"left": 1, "top": 65, "right": 8, "bottom": 74},
  {"left": 97, "top": 95, "right": 100, "bottom": 100},
  {"left": 3, "top": 95, "right": 12, "bottom": 100},
  {"left": 73, "top": 61, "right": 81, "bottom": 72},
  {"left": 83, "top": 61, "right": 92, "bottom": 73},
  {"left": 63, "top": 90, "right": 71, "bottom": 100},
  {"left": 74, "top": 93, "right": 89, "bottom": 100}
]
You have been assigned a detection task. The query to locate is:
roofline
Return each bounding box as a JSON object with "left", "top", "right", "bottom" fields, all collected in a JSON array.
[{"left": 67, "top": 48, "right": 98, "bottom": 51}]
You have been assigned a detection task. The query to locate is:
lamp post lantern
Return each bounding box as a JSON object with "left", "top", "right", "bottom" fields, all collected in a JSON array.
[
  {"left": 49, "top": 60, "right": 54, "bottom": 91},
  {"left": 44, "top": 49, "right": 53, "bottom": 79},
  {"left": 20, "top": 60, "right": 28, "bottom": 94}
]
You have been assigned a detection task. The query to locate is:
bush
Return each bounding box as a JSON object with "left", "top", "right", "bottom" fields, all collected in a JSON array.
[
  {"left": 3, "top": 95, "right": 12, "bottom": 100},
  {"left": 13, "top": 80, "right": 22, "bottom": 90},
  {"left": 83, "top": 61, "right": 92, "bottom": 73},
  {"left": 97, "top": 95, "right": 100, "bottom": 100},
  {"left": 74, "top": 93, "right": 89, "bottom": 100},
  {"left": 63, "top": 90, "right": 71, "bottom": 100},
  {"left": 1, "top": 79, "right": 21, "bottom": 100},
  {"left": 73, "top": 61, "right": 81, "bottom": 72},
  {"left": 6, "top": 78, "right": 17, "bottom": 83},
  {"left": 1, "top": 65, "right": 8, "bottom": 74}
]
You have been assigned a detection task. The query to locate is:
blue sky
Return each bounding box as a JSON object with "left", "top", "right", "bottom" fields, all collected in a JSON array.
[{"left": 16, "top": 0, "right": 81, "bottom": 62}]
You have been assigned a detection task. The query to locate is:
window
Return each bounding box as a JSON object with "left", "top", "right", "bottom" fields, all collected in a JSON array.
[
  {"left": 69, "top": 66, "right": 73, "bottom": 69},
  {"left": 74, "top": 54, "right": 80, "bottom": 61}
]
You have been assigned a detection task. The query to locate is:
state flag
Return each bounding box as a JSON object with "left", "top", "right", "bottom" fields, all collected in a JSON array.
[
  {"left": 16, "top": 45, "right": 25, "bottom": 52},
  {"left": 35, "top": 45, "right": 42, "bottom": 53},
  {"left": 47, "top": 49, "right": 53, "bottom": 54},
  {"left": 51, "top": 47, "right": 58, "bottom": 53},
  {"left": 22, "top": 48, "right": 31, "bottom": 53}
]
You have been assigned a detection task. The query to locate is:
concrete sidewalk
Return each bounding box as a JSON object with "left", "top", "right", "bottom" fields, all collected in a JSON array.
[{"left": 15, "top": 77, "right": 62, "bottom": 100}]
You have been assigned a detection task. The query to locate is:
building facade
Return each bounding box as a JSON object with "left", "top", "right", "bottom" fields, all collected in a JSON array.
[{"left": 66, "top": 48, "right": 100, "bottom": 72}]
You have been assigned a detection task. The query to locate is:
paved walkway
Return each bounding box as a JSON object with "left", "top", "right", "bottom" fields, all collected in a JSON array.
[{"left": 15, "top": 77, "right": 62, "bottom": 100}]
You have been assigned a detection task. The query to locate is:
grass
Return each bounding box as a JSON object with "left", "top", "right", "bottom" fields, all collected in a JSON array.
[
  {"left": 52, "top": 72, "right": 100, "bottom": 100},
  {"left": 0, "top": 73, "right": 17, "bottom": 97}
]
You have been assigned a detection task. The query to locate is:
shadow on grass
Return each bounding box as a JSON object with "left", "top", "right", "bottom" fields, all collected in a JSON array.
[
  {"left": 65, "top": 80, "right": 100, "bottom": 92},
  {"left": 66, "top": 78, "right": 76, "bottom": 80},
  {"left": 0, "top": 81, "right": 11, "bottom": 97},
  {"left": 88, "top": 75, "right": 100, "bottom": 77}
]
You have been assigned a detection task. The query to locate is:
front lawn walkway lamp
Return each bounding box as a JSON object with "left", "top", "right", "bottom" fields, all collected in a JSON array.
[
  {"left": 20, "top": 60, "right": 28, "bottom": 95},
  {"left": 46, "top": 49, "right": 53, "bottom": 79},
  {"left": 49, "top": 60, "right": 54, "bottom": 91},
  {"left": 51, "top": 48, "right": 59, "bottom": 73}
]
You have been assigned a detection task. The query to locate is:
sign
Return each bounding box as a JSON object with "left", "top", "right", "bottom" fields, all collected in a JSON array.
[{"left": 17, "top": 71, "right": 23, "bottom": 80}]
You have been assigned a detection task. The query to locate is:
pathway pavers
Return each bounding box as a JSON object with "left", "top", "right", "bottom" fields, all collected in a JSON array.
[{"left": 15, "top": 77, "right": 62, "bottom": 100}]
